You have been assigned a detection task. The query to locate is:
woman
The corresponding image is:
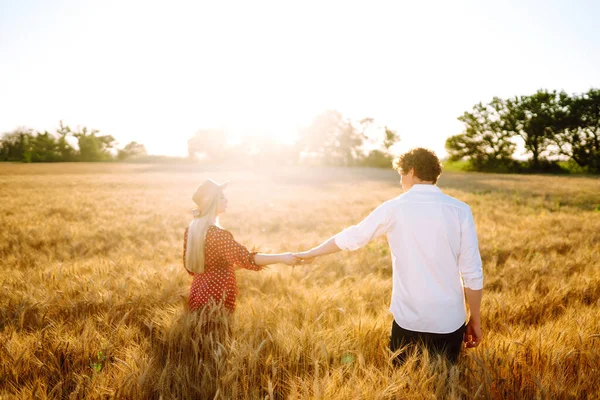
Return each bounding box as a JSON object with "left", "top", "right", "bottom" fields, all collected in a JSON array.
[{"left": 182, "top": 179, "right": 299, "bottom": 315}]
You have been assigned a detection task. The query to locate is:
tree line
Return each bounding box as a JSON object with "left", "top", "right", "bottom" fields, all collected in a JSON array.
[
  {"left": 6, "top": 89, "right": 598, "bottom": 173},
  {"left": 188, "top": 110, "right": 400, "bottom": 168},
  {"left": 3, "top": 112, "right": 398, "bottom": 167},
  {"left": 0, "top": 121, "right": 147, "bottom": 162},
  {"left": 446, "top": 88, "right": 600, "bottom": 173}
]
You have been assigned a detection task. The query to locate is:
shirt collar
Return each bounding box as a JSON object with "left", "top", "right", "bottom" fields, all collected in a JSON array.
[{"left": 409, "top": 184, "right": 442, "bottom": 193}]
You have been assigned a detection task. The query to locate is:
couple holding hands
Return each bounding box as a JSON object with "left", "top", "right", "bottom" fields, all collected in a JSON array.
[{"left": 182, "top": 148, "right": 483, "bottom": 364}]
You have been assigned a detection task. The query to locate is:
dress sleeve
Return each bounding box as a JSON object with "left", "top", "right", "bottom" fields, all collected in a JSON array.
[
  {"left": 219, "top": 230, "right": 263, "bottom": 271},
  {"left": 182, "top": 227, "right": 193, "bottom": 275}
]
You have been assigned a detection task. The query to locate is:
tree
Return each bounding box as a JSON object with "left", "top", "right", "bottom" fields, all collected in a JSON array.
[
  {"left": 383, "top": 127, "right": 400, "bottom": 150},
  {"left": 117, "top": 141, "right": 148, "bottom": 161},
  {"left": 55, "top": 120, "right": 76, "bottom": 161},
  {"left": 187, "top": 129, "right": 228, "bottom": 161},
  {"left": 297, "top": 110, "right": 343, "bottom": 162},
  {"left": 73, "top": 127, "right": 116, "bottom": 161},
  {"left": 297, "top": 110, "right": 364, "bottom": 166},
  {"left": 552, "top": 89, "right": 600, "bottom": 173},
  {"left": 503, "top": 89, "right": 568, "bottom": 170},
  {"left": 30, "top": 131, "right": 59, "bottom": 162},
  {"left": 332, "top": 120, "right": 363, "bottom": 166},
  {"left": 1, "top": 123, "right": 77, "bottom": 162},
  {"left": 0, "top": 128, "right": 34, "bottom": 162},
  {"left": 360, "top": 124, "right": 400, "bottom": 168},
  {"left": 359, "top": 121, "right": 399, "bottom": 151},
  {"left": 446, "top": 99, "right": 516, "bottom": 171},
  {"left": 0, "top": 122, "right": 126, "bottom": 163}
]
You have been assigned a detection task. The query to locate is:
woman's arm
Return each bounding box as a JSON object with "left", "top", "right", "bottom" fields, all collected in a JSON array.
[
  {"left": 254, "top": 253, "right": 300, "bottom": 266},
  {"left": 219, "top": 230, "right": 299, "bottom": 270}
]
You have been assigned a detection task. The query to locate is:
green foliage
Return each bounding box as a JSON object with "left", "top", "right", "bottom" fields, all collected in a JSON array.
[
  {"left": 447, "top": 88, "right": 600, "bottom": 174},
  {"left": 446, "top": 97, "right": 515, "bottom": 172},
  {"left": 117, "top": 141, "right": 147, "bottom": 161},
  {"left": 552, "top": 88, "right": 600, "bottom": 173},
  {"left": 558, "top": 160, "right": 593, "bottom": 174},
  {"left": 0, "top": 128, "right": 34, "bottom": 162},
  {"left": 55, "top": 121, "right": 77, "bottom": 161},
  {"left": 442, "top": 159, "right": 471, "bottom": 172},
  {"left": 446, "top": 98, "right": 517, "bottom": 172},
  {"left": 73, "top": 127, "right": 116, "bottom": 161},
  {"left": 503, "top": 90, "right": 569, "bottom": 169},
  {"left": 360, "top": 149, "right": 393, "bottom": 168},
  {"left": 31, "top": 131, "right": 59, "bottom": 162},
  {"left": 383, "top": 127, "right": 400, "bottom": 150},
  {"left": 0, "top": 121, "right": 127, "bottom": 163}
]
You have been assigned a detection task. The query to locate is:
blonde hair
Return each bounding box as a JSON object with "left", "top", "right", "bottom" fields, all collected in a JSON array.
[{"left": 185, "top": 194, "right": 220, "bottom": 274}]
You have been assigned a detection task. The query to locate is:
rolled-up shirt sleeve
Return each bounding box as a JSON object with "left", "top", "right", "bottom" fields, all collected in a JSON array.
[
  {"left": 334, "top": 202, "right": 394, "bottom": 251},
  {"left": 458, "top": 207, "right": 483, "bottom": 290}
]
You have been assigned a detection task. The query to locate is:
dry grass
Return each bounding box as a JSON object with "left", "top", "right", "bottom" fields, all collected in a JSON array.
[{"left": 1, "top": 163, "right": 599, "bottom": 399}]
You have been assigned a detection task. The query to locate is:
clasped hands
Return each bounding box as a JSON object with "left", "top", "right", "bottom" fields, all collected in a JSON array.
[{"left": 280, "top": 250, "right": 316, "bottom": 267}]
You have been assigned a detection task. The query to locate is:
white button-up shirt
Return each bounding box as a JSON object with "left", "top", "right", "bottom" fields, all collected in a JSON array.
[{"left": 334, "top": 184, "right": 483, "bottom": 334}]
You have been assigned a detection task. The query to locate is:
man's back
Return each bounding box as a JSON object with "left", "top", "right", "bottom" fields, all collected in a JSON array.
[{"left": 384, "top": 184, "right": 482, "bottom": 333}]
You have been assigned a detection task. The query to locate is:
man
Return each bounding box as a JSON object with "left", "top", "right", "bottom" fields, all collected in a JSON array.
[{"left": 295, "top": 148, "right": 483, "bottom": 364}]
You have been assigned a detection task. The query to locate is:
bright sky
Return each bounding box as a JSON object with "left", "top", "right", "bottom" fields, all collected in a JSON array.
[{"left": 1, "top": 0, "right": 599, "bottom": 157}]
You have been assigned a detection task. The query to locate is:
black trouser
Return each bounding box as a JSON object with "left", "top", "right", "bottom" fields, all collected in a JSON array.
[{"left": 389, "top": 319, "right": 466, "bottom": 365}]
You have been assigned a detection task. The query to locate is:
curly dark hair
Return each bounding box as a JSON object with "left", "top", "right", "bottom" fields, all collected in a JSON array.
[{"left": 393, "top": 148, "right": 442, "bottom": 183}]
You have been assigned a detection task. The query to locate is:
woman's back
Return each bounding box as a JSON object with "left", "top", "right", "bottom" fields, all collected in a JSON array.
[{"left": 183, "top": 225, "right": 262, "bottom": 312}]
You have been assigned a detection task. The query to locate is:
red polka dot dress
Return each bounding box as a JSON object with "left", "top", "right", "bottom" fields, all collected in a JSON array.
[{"left": 183, "top": 225, "right": 263, "bottom": 313}]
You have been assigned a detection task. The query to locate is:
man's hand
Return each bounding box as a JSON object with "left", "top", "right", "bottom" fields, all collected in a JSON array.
[{"left": 464, "top": 320, "right": 482, "bottom": 348}]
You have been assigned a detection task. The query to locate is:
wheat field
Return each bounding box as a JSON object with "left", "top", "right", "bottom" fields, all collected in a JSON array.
[{"left": 1, "top": 163, "right": 599, "bottom": 399}]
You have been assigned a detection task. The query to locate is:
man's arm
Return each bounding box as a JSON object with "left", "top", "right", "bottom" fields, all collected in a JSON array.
[
  {"left": 464, "top": 288, "right": 483, "bottom": 348},
  {"left": 459, "top": 207, "right": 484, "bottom": 348},
  {"left": 296, "top": 202, "right": 394, "bottom": 261},
  {"left": 295, "top": 237, "right": 341, "bottom": 259}
]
